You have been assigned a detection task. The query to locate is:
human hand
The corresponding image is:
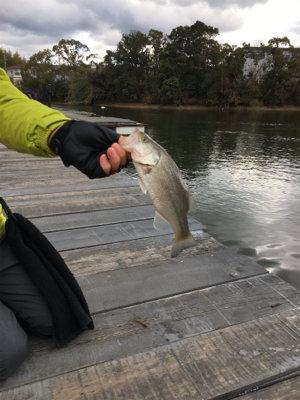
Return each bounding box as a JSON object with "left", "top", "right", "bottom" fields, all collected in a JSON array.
[
  {"left": 49, "top": 121, "right": 131, "bottom": 179},
  {"left": 100, "top": 138, "right": 131, "bottom": 175}
]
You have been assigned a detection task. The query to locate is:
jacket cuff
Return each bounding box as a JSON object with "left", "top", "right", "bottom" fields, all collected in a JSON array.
[{"left": 33, "top": 117, "right": 71, "bottom": 157}]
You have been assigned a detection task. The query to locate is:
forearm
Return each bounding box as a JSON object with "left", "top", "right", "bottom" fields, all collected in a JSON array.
[{"left": 0, "top": 68, "right": 70, "bottom": 157}]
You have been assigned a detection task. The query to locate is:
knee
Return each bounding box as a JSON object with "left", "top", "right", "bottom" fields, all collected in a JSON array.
[{"left": 0, "top": 317, "right": 29, "bottom": 381}]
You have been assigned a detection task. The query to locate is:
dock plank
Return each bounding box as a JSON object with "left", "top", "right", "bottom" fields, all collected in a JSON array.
[
  {"left": 0, "top": 174, "right": 138, "bottom": 197},
  {"left": 60, "top": 235, "right": 224, "bottom": 277},
  {"left": 1, "top": 274, "right": 299, "bottom": 395},
  {"left": 1, "top": 169, "right": 134, "bottom": 188},
  {"left": 241, "top": 375, "right": 300, "bottom": 399},
  {"left": 10, "top": 191, "right": 151, "bottom": 218},
  {"left": 77, "top": 248, "right": 267, "bottom": 314},
  {"left": 1, "top": 309, "right": 300, "bottom": 399},
  {"left": 29, "top": 205, "right": 206, "bottom": 233},
  {"left": 43, "top": 217, "right": 203, "bottom": 251},
  {"left": 5, "top": 186, "right": 143, "bottom": 207},
  {"left": 30, "top": 205, "right": 161, "bottom": 231}
]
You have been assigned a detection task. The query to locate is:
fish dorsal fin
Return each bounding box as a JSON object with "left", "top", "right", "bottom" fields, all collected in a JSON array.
[
  {"left": 153, "top": 212, "right": 170, "bottom": 230},
  {"left": 138, "top": 179, "right": 147, "bottom": 194},
  {"left": 187, "top": 191, "right": 196, "bottom": 214}
]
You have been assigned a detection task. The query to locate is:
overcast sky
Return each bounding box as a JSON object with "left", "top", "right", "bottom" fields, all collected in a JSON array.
[{"left": 1, "top": 0, "right": 300, "bottom": 61}]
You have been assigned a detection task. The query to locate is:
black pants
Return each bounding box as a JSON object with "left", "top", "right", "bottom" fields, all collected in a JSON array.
[
  {"left": 47, "top": 94, "right": 51, "bottom": 107},
  {"left": 0, "top": 237, "right": 53, "bottom": 381}
]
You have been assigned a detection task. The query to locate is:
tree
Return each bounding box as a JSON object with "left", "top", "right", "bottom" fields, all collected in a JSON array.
[
  {"left": 103, "top": 31, "right": 151, "bottom": 102},
  {"left": 114, "top": 31, "right": 150, "bottom": 68},
  {"left": 0, "top": 48, "right": 26, "bottom": 69},
  {"left": 159, "top": 76, "right": 181, "bottom": 105},
  {"left": 52, "top": 39, "right": 90, "bottom": 67},
  {"left": 148, "top": 29, "right": 167, "bottom": 70},
  {"left": 160, "top": 21, "right": 220, "bottom": 102},
  {"left": 260, "top": 37, "right": 300, "bottom": 105},
  {"left": 28, "top": 49, "right": 53, "bottom": 65}
]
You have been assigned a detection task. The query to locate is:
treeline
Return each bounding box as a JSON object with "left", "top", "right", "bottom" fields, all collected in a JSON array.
[
  {"left": 4, "top": 21, "right": 300, "bottom": 106},
  {"left": 0, "top": 48, "right": 26, "bottom": 68}
]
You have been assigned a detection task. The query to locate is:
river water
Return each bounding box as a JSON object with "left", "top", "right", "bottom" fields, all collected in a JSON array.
[{"left": 61, "top": 105, "right": 300, "bottom": 290}]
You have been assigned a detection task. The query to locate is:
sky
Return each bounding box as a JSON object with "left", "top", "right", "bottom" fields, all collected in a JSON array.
[{"left": 1, "top": 0, "right": 300, "bottom": 61}]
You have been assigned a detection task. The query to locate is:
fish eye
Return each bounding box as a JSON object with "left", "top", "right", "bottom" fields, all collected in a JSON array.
[{"left": 141, "top": 136, "right": 148, "bottom": 143}]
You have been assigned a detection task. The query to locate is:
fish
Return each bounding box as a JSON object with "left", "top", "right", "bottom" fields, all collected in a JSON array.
[{"left": 120, "top": 128, "right": 197, "bottom": 257}]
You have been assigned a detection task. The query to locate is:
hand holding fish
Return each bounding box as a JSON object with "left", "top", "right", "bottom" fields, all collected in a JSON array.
[
  {"left": 100, "top": 138, "right": 131, "bottom": 175},
  {"left": 49, "top": 121, "right": 131, "bottom": 179},
  {"left": 121, "top": 129, "right": 197, "bottom": 258}
]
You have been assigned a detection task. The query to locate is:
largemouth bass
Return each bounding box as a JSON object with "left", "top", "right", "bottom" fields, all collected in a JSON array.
[{"left": 120, "top": 129, "right": 196, "bottom": 257}]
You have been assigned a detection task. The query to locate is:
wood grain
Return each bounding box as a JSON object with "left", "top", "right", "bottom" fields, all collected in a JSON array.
[
  {"left": 1, "top": 274, "right": 299, "bottom": 395},
  {"left": 2, "top": 309, "right": 300, "bottom": 399},
  {"left": 61, "top": 234, "right": 224, "bottom": 277},
  {"left": 77, "top": 248, "right": 268, "bottom": 314},
  {"left": 10, "top": 191, "right": 151, "bottom": 218},
  {"left": 241, "top": 375, "right": 300, "bottom": 399}
]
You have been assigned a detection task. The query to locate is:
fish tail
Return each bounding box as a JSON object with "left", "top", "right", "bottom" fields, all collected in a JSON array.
[{"left": 171, "top": 234, "right": 196, "bottom": 258}]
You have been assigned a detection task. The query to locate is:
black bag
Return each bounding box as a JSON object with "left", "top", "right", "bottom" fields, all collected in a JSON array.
[{"left": 0, "top": 197, "right": 94, "bottom": 347}]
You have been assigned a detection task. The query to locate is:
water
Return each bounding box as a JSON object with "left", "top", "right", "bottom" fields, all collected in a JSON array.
[{"left": 60, "top": 105, "right": 300, "bottom": 290}]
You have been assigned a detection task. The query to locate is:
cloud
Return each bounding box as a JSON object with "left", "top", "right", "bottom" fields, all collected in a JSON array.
[
  {"left": 290, "top": 20, "right": 300, "bottom": 36},
  {"left": 2, "top": 0, "right": 245, "bottom": 56},
  {"left": 1, "top": 0, "right": 299, "bottom": 60},
  {"left": 152, "top": 0, "right": 268, "bottom": 7},
  {"left": 1, "top": 1, "right": 96, "bottom": 37},
  {"left": 68, "top": 0, "right": 244, "bottom": 36}
]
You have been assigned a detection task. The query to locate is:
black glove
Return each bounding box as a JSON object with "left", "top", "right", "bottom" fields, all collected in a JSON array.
[{"left": 49, "top": 120, "right": 121, "bottom": 179}]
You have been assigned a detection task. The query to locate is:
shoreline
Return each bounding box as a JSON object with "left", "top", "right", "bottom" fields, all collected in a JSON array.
[
  {"left": 105, "top": 103, "right": 300, "bottom": 112},
  {"left": 56, "top": 102, "right": 300, "bottom": 112}
]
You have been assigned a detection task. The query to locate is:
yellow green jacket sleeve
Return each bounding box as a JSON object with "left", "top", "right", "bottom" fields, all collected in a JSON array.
[
  {"left": 0, "top": 67, "right": 71, "bottom": 237},
  {"left": 0, "top": 205, "right": 6, "bottom": 238},
  {"left": 0, "top": 68, "right": 70, "bottom": 157}
]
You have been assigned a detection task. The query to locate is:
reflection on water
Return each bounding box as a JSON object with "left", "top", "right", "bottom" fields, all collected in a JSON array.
[{"left": 61, "top": 105, "right": 300, "bottom": 290}]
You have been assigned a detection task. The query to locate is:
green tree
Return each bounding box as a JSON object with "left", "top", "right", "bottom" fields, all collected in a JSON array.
[
  {"left": 161, "top": 20, "right": 220, "bottom": 102},
  {"left": 159, "top": 76, "right": 181, "bottom": 105},
  {"left": 67, "top": 68, "right": 93, "bottom": 103},
  {"left": 21, "top": 49, "right": 56, "bottom": 101},
  {"left": 103, "top": 31, "right": 151, "bottom": 102},
  {"left": 52, "top": 39, "right": 90, "bottom": 67},
  {"left": 28, "top": 49, "right": 53, "bottom": 65},
  {"left": 0, "top": 48, "right": 26, "bottom": 69},
  {"left": 261, "top": 37, "right": 300, "bottom": 105},
  {"left": 148, "top": 29, "right": 167, "bottom": 69}
]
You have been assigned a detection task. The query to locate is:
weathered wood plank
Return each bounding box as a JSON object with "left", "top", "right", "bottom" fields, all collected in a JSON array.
[
  {"left": 28, "top": 205, "right": 206, "bottom": 233},
  {"left": 1, "top": 167, "right": 77, "bottom": 183},
  {"left": 0, "top": 174, "right": 138, "bottom": 197},
  {"left": 9, "top": 191, "right": 150, "bottom": 218},
  {"left": 30, "top": 205, "right": 158, "bottom": 231},
  {"left": 43, "top": 217, "right": 203, "bottom": 251},
  {"left": 1, "top": 170, "right": 135, "bottom": 190},
  {"left": 1, "top": 274, "right": 299, "bottom": 394},
  {"left": 6, "top": 186, "right": 143, "bottom": 207},
  {"left": 0, "top": 160, "right": 63, "bottom": 171},
  {"left": 61, "top": 234, "right": 224, "bottom": 277},
  {"left": 1, "top": 308, "right": 300, "bottom": 399},
  {"left": 241, "top": 375, "right": 300, "bottom": 399},
  {"left": 77, "top": 248, "right": 267, "bottom": 314}
]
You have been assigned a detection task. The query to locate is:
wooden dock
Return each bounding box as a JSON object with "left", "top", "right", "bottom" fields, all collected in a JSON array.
[
  {"left": 53, "top": 107, "right": 147, "bottom": 134},
  {"left": 1, "top": 130, "right": 300, "bottom": 398}
]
